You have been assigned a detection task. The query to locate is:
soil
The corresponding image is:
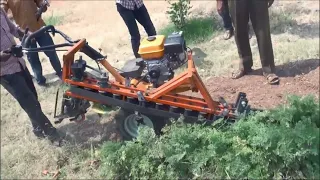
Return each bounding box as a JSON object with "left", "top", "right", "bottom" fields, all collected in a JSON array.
[{"left": 206, "top": 59, "right": 320, "bottom": 109}]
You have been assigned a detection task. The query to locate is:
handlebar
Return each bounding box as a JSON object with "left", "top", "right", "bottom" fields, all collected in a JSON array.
[
  {"left": 18, "top": 25, "right": 106, "bottom": 61},
  {"left": 22, "top": 25, "right": 56, "bottom": 47}
]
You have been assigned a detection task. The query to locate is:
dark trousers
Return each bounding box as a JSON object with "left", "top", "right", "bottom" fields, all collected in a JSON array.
[
  {"left": 228, "top": 0, "right": 275, "bottom": 72},
  {"left": 117, "top": 4, "right": 157, "bottom": 58},
  {"left": 0, "top": 65, "right": 56, "bottom": 136},
  {"left": 27, "top": 32, "right": 62, "bottom": 84},
  {"left": 218, "top": 0, "right": 233, "bottom": 31}
]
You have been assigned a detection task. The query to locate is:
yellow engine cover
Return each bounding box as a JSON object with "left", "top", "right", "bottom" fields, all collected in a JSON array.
[{"left": 138, "top": 35, "right": 165, "bottom": 60}]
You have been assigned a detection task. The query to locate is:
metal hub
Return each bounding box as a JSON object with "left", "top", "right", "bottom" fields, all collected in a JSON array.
[{"left": 123, "top": 113, "right": 154, "bottom": 138}]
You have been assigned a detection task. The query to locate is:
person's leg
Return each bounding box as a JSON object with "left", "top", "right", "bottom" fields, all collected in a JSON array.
[
  {"left": 20, "top": 64, "right": 38, "bottom": 100},
  {"left": 248, "top": 21, "right": 253, "bottom": 39},
  {"left": 0, "top": 71, "right": 59, "bottom": 140},
  {"left": 133, "top": 5, "right": 157, "bottom": 36},
  {"left": 249, "top": 0, "right": 278, "bottom": 84},
  {"left": 219, "top": 0, "right": 234, "bottom": 40},
  {"left": 26, "top": 40, "right": 46, "bottom": 85},
  {"left": 117, "top": 4, "right": 141, "bottom": 58},
  {"left": 228, "top": 0, "right": 253, "bottom": 78},
  {"left": 36, "top": 33, "right": 62, "bottom": 78}
]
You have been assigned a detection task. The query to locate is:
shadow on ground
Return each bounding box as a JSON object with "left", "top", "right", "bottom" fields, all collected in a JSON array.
[
  {"left": 249, "top": 59, "right": 320, "bottom": 77},
  {"left": 192, "top": 47, "right": 213, "bottom": 68},
  {"left": 57, "top": 111, "right": 121, "bottom": 148}
]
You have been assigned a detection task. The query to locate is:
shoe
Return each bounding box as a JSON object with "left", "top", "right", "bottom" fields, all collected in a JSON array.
[
  {"left": 37, "top": 78, "right": 47, "bottom": 87},
  {"left": 56, "top": 72, "right": 62, "bottom": 80},
  {"left": 36, "top": 76, "right": 47, "bottom": 86},
  {"left": 231, "top": 68, "right": 253, "bottom": 79},
  {"left": 37, "top": 82, "right": 47, "bottom": 87},
  {"left": 262, "top": 67, "right": 280, "bottom": 85},
  {"left": 32, "top": 128, "right": 45, "bottom": 139},
  {"left": 44, "top": 128, "right": 63, "bottom": 147}
]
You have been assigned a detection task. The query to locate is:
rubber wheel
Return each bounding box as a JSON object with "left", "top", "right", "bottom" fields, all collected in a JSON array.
[{"left": 114, "top": 108, "right": 169, "bottom": 141}]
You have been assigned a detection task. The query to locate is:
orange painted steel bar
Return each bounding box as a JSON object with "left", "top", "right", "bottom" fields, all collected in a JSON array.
[
  {"left": 100, "top": 59, "right": 125, "bottom": 84},
  {"left": 62, "top": 38, "right": 232, "bottom": 117},
  {"left": 62, "top": 39, "right": 86, "bottom": 81},
  {"left": 64, "top": 79, "right": 216, "bottom": 113}
]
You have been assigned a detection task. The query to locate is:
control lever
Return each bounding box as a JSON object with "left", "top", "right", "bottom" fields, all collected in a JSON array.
[{"left": 86, "top": 64, "right": 104, "bottom": 75}]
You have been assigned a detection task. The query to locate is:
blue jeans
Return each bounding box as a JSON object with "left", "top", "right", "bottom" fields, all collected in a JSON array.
[
  {"left": 117, "top": 4, "right": 156, "bottom": 58},
  {"left": 218, "top": 0, "right": 233, "bottom": 31},
  {"left": 26, "top": 32, "right": 62, "bottom": 84}
]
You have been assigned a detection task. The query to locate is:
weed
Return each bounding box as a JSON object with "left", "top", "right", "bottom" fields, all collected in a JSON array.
[
  {"left": 166, "top": 0, "right": 192, "bottom": 29},
  {"left": 159, "top": 16, "right": 217, "bottom": 44}
]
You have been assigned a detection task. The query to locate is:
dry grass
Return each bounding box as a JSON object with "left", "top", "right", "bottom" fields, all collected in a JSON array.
[{"left": 1, "top": 1, "right": 319, "bottom": 179}]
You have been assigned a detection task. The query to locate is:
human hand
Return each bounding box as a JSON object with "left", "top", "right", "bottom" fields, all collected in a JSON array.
[
  {"left": 0, "top": 48, "right": 12, "bottom": 62},
  {"left": 217, "top": 0, "right": 223, "bottom": 15},
  {"left": 17, "top": 28, "right": 25, "bottom": 38},
  {"left": 40, "top": 1, "right": 48, "bottom": 12},
  {"left": 268, "top": 0, "right": 274, "bottom": 8},
  {"left": 17, "top": 28, "right": 35, "bottom": 43}
]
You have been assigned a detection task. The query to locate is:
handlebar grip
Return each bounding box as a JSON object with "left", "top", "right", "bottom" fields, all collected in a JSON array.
[{"left": 22, "top": 25, "right": 56, "bottom": 48}]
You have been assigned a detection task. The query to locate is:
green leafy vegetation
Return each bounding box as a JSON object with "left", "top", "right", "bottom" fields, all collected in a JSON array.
[
  {"left": 159, "top": 16, "right": 217, "bottom": 44},
  {"left": 98, "top": 95, "right": 319, "bottom": 179},
  {"left": 163, "top": 0, "right": 216, "bottom": 44},
  {"left": 166, "top": 0, "right": 192, "bottom": 29}
]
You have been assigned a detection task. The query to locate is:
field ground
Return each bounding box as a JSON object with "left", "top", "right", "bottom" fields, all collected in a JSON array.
[{"left": 1, "top": 1, "right": 319, "bottom": 179}]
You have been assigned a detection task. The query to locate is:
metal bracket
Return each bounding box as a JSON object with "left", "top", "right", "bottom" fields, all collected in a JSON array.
[
  {"left": 235, "top": 92, "right": 247, "bottom": 108},
  {"left": 125, "top": 77, "right": 131, "bottom": 87},
  {"left": 235, "top": 96, "right": 249, "bottom": 115},
  {"left": 218, "top": 96, "right": 228, "bottom": 108},
  {"left": 137, "top": 91, "right": 146, "bottom": 102}
]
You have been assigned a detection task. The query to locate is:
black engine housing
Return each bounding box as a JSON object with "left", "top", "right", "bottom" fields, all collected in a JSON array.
[{"left": 164, "top": 31, "right": 187, "bottom": 54}]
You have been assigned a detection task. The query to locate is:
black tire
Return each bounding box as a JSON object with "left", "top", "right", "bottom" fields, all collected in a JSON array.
[{"left": 114, "top": 108, "right": 169, "bottom": 141}]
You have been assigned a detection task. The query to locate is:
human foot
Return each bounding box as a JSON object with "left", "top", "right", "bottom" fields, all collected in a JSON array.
[{"left": 231, "top": 68, "right": 253, "bottom": 79}]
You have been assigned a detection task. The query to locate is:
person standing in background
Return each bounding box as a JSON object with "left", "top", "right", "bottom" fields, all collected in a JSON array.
[
  {"left": 116, "top": 0, "right": 156, "bottom": 58},
  {"left": 1, "top": 0, "right": 62, "bottom": 86},
  {"left": 216, "top": 0, "right": 252, "bottom": 40},
  {"left": 228, "top": 0, "right": 279, "bottom": 85},
  {"left": 216, "top": 0, "right": 234, "bottom": 40}
]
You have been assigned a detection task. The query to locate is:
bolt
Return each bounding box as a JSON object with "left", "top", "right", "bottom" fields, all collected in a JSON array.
[{"left": 241, "top": 101, "right": 247, "bottom": 107}]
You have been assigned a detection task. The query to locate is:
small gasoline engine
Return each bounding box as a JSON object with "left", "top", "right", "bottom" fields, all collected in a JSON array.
[{"left": 137, "top": 31, "right": 187, "bottom": 87}]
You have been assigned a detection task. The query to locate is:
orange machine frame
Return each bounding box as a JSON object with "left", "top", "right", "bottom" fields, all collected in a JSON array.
[{"left": 61, "top": 39, "right": 235, "bottom": 120}]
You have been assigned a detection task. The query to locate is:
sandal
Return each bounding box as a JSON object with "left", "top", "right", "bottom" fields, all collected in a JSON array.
[
  {"left": 223, "top": 29, "right": 234, "bottom": 40},
  {"left": 231, "top": 68, "right": 252, "bottom": 79},
  {"left": 264, "top": 73, "right": 280, "bottom": 85}
]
